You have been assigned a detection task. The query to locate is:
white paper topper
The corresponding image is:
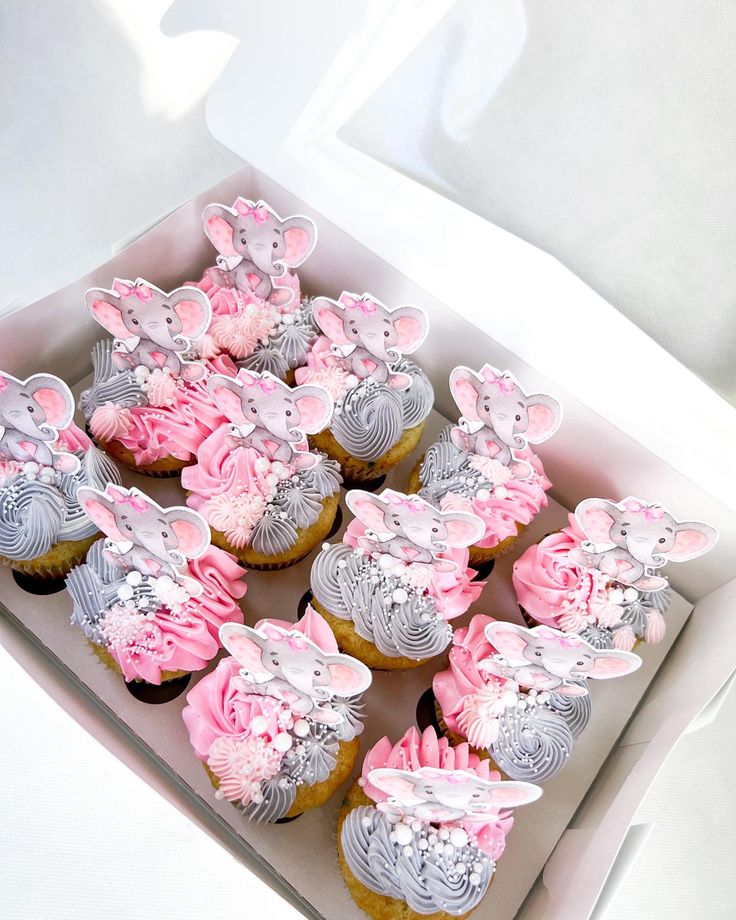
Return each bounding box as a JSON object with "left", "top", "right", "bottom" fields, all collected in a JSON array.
[
  {"left": 368, "top": 766, "right": 542, "bottom": 824},
  {"left": 573, "top": 496, "right": 718, "bottom": 592},
  {"left": 219, "top": 618, "right": 372, "bottom": 726}
]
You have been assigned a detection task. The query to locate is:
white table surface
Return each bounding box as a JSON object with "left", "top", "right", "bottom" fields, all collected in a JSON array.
[{"left": 0, "top": 2, "right": 734, "bottom": 917}]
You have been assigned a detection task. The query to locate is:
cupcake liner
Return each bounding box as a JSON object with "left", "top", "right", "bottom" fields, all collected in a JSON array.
[
  {"left": 1, "top": 532, "right": 100, "bottom": 580},
  {"left": 311, "top": 421, "right": 426, "bottom": 482}
]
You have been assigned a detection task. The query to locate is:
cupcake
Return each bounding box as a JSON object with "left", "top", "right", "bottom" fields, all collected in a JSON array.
[
  {"left": 183, "top": 607, "right": 372, "bottom": 822},
  {"left": 311, "top": 488, "right": 485, "bottom": 669},
  {"left": 196, "top": 196, "right": 319, "bottom": 375},
  {"left": 409, "top": 364, "right": 560, "bottom": 564},
  {"left": 513, "top": 497, "right": 718, "bottom": 651},
  {"left": 182, "top": 368, "right": 341, "bottom": 570},
  {"left": 296, "top": 292, "right": 433, "bottom": 482},
  {"left": 66, "top": 484, "right": 246, "bottom": 685},
  {"left": 433, "top": 615, "right": 640, "bottom": 783},
  {"left": 80, "top": 277, "right": 234, "bottom": 475},
  {"left": 338, "top": 725, "right": 541, "bottom": 919},
  {"left": 0, "top": 370, "right": 121, "bottom": 578}
]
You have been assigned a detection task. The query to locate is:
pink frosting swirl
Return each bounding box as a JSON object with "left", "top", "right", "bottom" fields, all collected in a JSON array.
[
  {"left": 106, "top": 546, "right": 246, "bottom": 684},
  {"left": 54, "top": 421, "right": 93, "bottom": 453},
  {"left": 360, "top": 726, "right": 513, "bottom": 858}
]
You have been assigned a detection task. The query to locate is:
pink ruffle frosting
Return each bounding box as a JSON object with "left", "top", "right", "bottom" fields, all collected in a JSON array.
[
  {"left": 360, "top": 726, "right": 513, "bottom": 858},
  {"left": 106, "top": 546, "right": 246, "bottom": 684},
  {"left": 54, "top": 422, "right": 93, "bottom": 453},
  {"left": 294, "top": 335, "right": 353, "bottom": 400}
]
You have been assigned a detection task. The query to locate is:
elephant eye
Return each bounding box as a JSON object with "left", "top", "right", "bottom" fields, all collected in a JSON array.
[
  {"left": 535, "top": 650, "right": 542, "bottom": 657},
  {"left": 272, "top": 241, "right": 278, "bottom": 249},
  {"left": 125, "top": 524, "right": 133, "bottom": 532},
  {"left": 314, "top": 669, "right": 321, "bottom": 676},
  {"left": 27, "top": 406, "right": 34, "bottom": 413},
  {"left": 472, "top": 792, "right": 481, "bottom": 798},
  {"left": 515, "top": 414, "right": 522, "bottom": 421},
  {"left": 658, "top": 537, "right": 666, "bottom": 544},
  {"left": 240, "top": 237, "right": 247, "bottom": 245},
  {"left": 621, "top": 529, "right": 627, "bottom": 536},
  {"left": 162, "top": 531, "right": 168, "bottom": 538},
  {"left": 251, "top": 407, "right": 258, "bottom": 414},
  {"left": 271, "top": 658, "right": 279, "bottom": 667},
  {"left": 285, "top": 410, "right": 292, "bottom": 417},
  {"left": 166, "top": 317, "right": 172, "bottom": 324},
  {"left": 131, "top": 318, "right": 139, "bottom": 325},
  {"left": 383, "top": 330, "right": 390, "bottom": 337},
  {"left": 431, "top": 527, "right": 439, "bottom": 533},
  {"left": 576, "top": 660, "right": 585, "bottom": 666}
]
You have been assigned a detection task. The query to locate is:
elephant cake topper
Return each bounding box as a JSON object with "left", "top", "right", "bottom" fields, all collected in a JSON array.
[
  {"left": 312, "top": 292, "right": 428, "bottom": 390},
  {"left": 345, "top": 488, "right": 485, "bottom": 573},
  {"left": 573, "top": 496, "right": 718, "bottom": 592},
  {"left": 219, "top": 615, "right": 372, "bottom": 726},
  {"left": 86, "top": 278, "right": 212, "bottom": 382},
  {"left": 207, "top": 369, "right": 333, "bottom": 466},
  {"left": 0, "top": 370, "right": 80, "bottom": 473},
  {"left": 448, "top": 364, "right": 561, "bottom": 477},
  {"left": 202, "top": 197, "right": 317, "bottom": 306},
  {"left": 78, "top": 484, "right": 211, "bottom": 595},
  {"left": 482, "top": 621, "right": 641, "bottom": 696},
  {"left": 368, "top": 766, "right": 542, "bottom": 825}
]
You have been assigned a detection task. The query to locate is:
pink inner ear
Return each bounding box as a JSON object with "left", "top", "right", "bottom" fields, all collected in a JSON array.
[
  {"left": 294, "top": 393, "right": 331, "bottom": 433},
  {"left": 82, "top": 498, "right": 124, "bottom": 541},
  {"left": 669, "top": 528, "right": 711, "bottom": 562},
  {"left": 485, "top": 624, "right": 529, "bottom": 661},
  {"left": 33, "top": 387, "right": 71, "bottom": 428},
  {"left": 579, "top": 507, "right": 616, "bottom": 544},
  {"left": 327, "top": 661, "right": 368, "bottom": 695},
  {"left": 491, "top": 783, "right": 540, "bottom": 807},
  {"left": 394, "top": 314, "right": 426, "bottom": 353},
  {"left": 91, "top": 299, "right": 130, "bottom": 340},
  {"left": 211, "top": 385, "right": 246, "bottom": 424},
  {"left": 444, "top": 515, "right": 484, "bottom": 548},
  {"left": 313, "top": 303, "right": 349, "bottom": 344},
  {"left": 282, "top": 227, "right": 312, "bottom": 265},
  {"left": 347, "top": 494, "right": 389, "bottom": 532},
  {"left": 205, "top": 215, "right": 238, "bottom": 258},
  {"left": 223, "top": 630, "right": 265, "bottom": 672},
  {"left": 526, "top": 403, "right": 557, "bottom": 442},
  {"left": 170, "top": 517, "right": 208, "bottom": 557},
  {"left": 450, "top": 375, "right": 481, "bottom": 422},
  {"left": 174, "top": 298, "right": 208, "bottom": 339},
  {"left": 590, "top": 654, "right": 639, "bottom": 679},
  {"left": 369, "top": 771, "right": 418, "bottom": 803}
]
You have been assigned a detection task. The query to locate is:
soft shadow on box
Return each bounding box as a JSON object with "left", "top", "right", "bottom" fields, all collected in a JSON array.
[{"left": 0, "top": 162, "right": 730, "bottom": 600}]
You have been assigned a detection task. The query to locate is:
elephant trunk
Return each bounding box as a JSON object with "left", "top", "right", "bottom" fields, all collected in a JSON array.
[
  {"left": 249, "top": 246, "right": 284, "bottom": 278},
  {"left": 491, "top": 416, "right": 524, "bottom": 449},
  {"left": 4, "top": 415, "right": 54, "bottom": 441}
]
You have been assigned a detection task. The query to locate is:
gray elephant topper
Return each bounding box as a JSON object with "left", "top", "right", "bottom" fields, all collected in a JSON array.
[
  {"left": 449, "top": 364, "right": 561, "bottom": 468},
  {"left": 482, "top": 621, "right": 641, "bottom": 695},
  {"left": 312, "top": 292, "right": 428, "bottom": 388},
  {"left": 202, "top": 197, "right": 317, "bottom": 305},
  {"left": 207, "top": 369, "right": 333, "bottom": 465},
  {"left": 572, "top": 496, "right": 718, "bottom": 592},
  {"left": 219, "top": 614, "right": 372, "bottom": 726},
  {"left": 368, "top": 766, "right": 541, "bottom": 824},
  {"left": 86, "top": 278, "right": 212, "bottom": 381},
  {"left": 0, "top": 371, "right": 79, "bottom": 471},
  {"left": 78, "top": 484, "right": 210, "bottom": 588},
  {"left": 345, "top": 488, "right": 484, "bottom": 573}
]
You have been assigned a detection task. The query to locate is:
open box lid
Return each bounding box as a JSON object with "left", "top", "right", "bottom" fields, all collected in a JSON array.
[{"left": 161, "top": 1, "right": 735, "bottom": 600}]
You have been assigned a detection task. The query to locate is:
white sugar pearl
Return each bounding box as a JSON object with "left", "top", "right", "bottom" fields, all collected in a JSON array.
[
  {"left": 392, "top": 588, "right": 408, "bottom": 604},
  {"left": 281, "top": 313, "right": 294, "bottom": 325},
  {"left": 393, "top": 824, "right": 412, "bottom": 846},
  {"left": 623, "top": 587, "right": 638, "bottom": 603},
  {"left": 418, "top": 839, "right": 429, "bottom": 850},
  {"left": 470, "top": 872, "right": 481, "bottom": 886},
  {"left": 250, "top": 716, "right": 268, "bottom": 735},
  {"left": 155, "top": 575, "right": 174, "bottom": 591},
  {"left": 126, "top": 571, "right": 143, "bottom": 587},
  {"left": 274, "top": 732, "right": 292, "bottom": 752},
  {"left": 439, "top": 829, "right": 450, "bottom": 840},
  {"left": 608, "top": 588, "right": 625, "bottom": 605},
  {"left": 378, "top": 555, "right": 395, "bottom": 570},
  {"left": 443, "top": 844, "right": 455, "bottom": 857},
  {"left": 476, "top": 489, "right": 490, "bottom": 502},
  {"left": 293, "top": 719, "right": 310, "bottom": 738},
  {"left": 117, "top": 584, "right": 134, "bottom": 602},
  {"left": 450, "top": 828, "right": 468, "bottom": 848},
  {"left": 254, "top": 457, "right": 271, "bottom": 473},
  {"left": 346, "top": 375, "right": 359, "bottom": 388},
  {"left": 23, "top": 462, "right": 39, "bottom": 476},
  {"left": 494, "top": 486, "right": 508, "bottom": 499}
]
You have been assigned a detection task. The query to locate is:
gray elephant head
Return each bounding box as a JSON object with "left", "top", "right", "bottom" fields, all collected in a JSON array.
[
  {"left": 369, "top": 766, "right": 541, "bottom": 823},
  {"left": 78, "top": 485, "right": 210, "bottom": 570},
  {"left": 576, "top": 497, "right": 718, "bottom": 570},
  {"left": 484, "top": 621, "right": 641, "bottom": 688},
  {"left": 313, "top": 292, "right": 428, "bottom": 365},
  {"left": 346, "top": 488, "right": 484, "bottom": 556},
  {"left": 203, "top": 198, "right": 317, "bottom": 280},
  {"left": 208, "top": 370, "right": 333, "bottom": 444},
  {"left": 86, "top": 279, "right": 211, "bottom": 354},
  {"left": 0, "top": 371, "right": 75, "bottom": 445},
  {"left": 450, "top": 364, "right": 561, "bottom": 452},
  {"left": 219, "top": 619, "right": 371, "bottom": 705}
]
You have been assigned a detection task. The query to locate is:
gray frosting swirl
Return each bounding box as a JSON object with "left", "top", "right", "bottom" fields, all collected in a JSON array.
[
  {"left": 249, "top": 511, "right": 299, "bottom": 557},
  {"left": 300, "top": 456, "right": 342, "bottom": 499},
  {"left": 311, "top": 543, "right": 452, "bottom": 660},
  {"left": 79, "top": 340, "right": 147, "bottom": 419},
  {"left": 330, "top": 697, "right": 365, "bottom": 743},
  {"left": 242, "top": 774, "right": 296, "bottom": 823},
  {"left": 270, "top": 316, "right": 317, "bottom": 369},
  {"left": 544, "top": 684, "right": 592, "bottom": 738},
  {"left": 271, "top": 480, "right": 323, "bottom": 529},
  {"left": 607, "top": 583, "right": 672, "bottom": 643},
  {"left": 341, "top": 807, "right": 493, "bottom": 916},
  {"left": 489, "top": 697, "right": 573, "bottom": 782},
  {"left": 238, "top": 345, "right": 289, "bottom": 379},
  {"left": 579, "top": 625, "right": 615, "bottom": 649},
  {"left": 56, "top": 444, "right": 122, "bottom": 542},
  {"left": 330, "top": 380, "right": 404, "bottom": 461},
  {"left": 417, "top": 427, "right": 494, "bottom": 509},
  {"left": 281, "top": 722, "right": 339, "bottom": 786},
  {"left": 394, "top": 359, "right": 434, "bottom": 429}
]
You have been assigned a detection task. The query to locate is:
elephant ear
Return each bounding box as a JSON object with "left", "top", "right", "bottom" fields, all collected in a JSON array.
[
  {"left": 589, "top": 649, "right": 642, "bottom": 680},
  {"left": 280, "top": 215, "right": 317, "bottom": 267},
  {"left": 77, "top": 487, "right": 125, "bottom": 542},
  {"left": 391, "top": 306, "right": 428, "bottom": 354},
  {"left": 326, "top": 653, "right": 372, "bottom": 697},
  {"left": 368, "top": 769, "right": 423, "bottom": 806},
  {"left": 442, "top": 510, "right": 485, "bottom": 548},
  {"left": 207, "top": 375, "right": 247, "bottom": 425},
  {"left": 484, "top": 621, "right": 530, "bottom": 662},
  {"left": 167, "top": 507, "right": 210, "bottom": 559},
  {"left": 169, "top": 288, "right": 212, "bottom": 340},
  {"left": 525, "top": 393, "right": 562, "bottom": 443},
  {"left": 293, "top": 385, "right": 333, "bottom": 433},
  {"left": 575, "top": 498, "right": 619, "bottom": 545},
  {"left": 489, "top": 780, "right": 543, "bottom": 809},
  {"left": 345, "top": 490, "right": 389, "bottom": 533},
  {"left": 26, "top": 375, "right": 75, "bottom": 429},
  {"left": 202, "top": 204, "right": 238, "bottom": 258},
  {"left": 219, "top": 623, "right": 270, "bottom": 677},
  {"left": 668, "top": 522, "right": 718, "bottom": 562},
  {"left": 86, "top": 289, "right": 130, "bottom": 340},
  {"left": 449, "top": 366, "right": 483, "bottom": 422},
  {"left": 312, "top": 297, "right": 349, "bottom": 345}
]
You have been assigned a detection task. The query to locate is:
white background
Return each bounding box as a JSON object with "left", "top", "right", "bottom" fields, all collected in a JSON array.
[{"left": 1, "top": 2, "right": 734, "bottom": 918}]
